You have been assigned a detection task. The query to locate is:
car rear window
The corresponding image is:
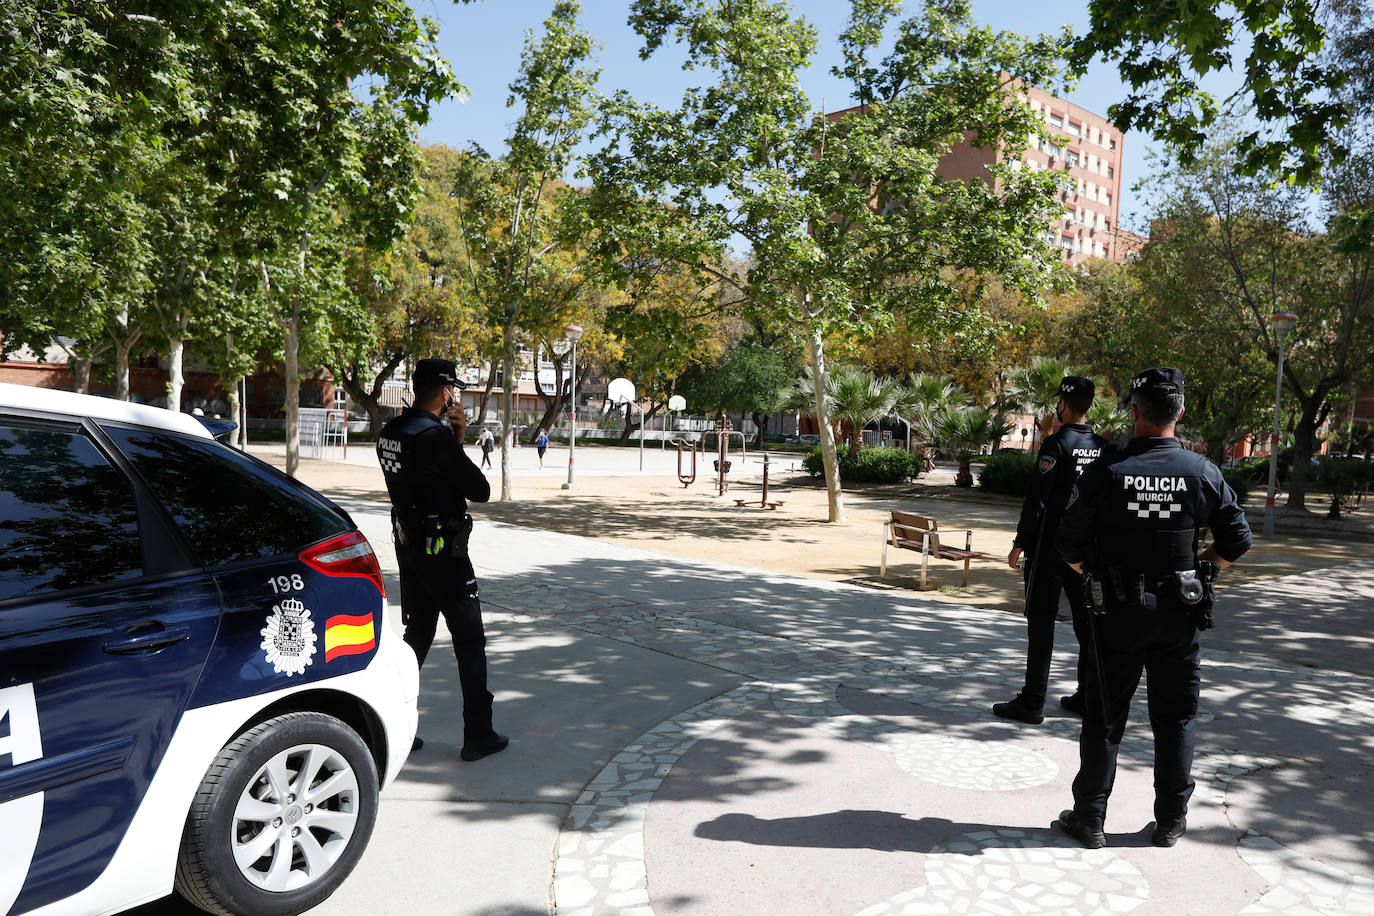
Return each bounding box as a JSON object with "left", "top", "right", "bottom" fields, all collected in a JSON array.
[
  {"left": 0, "top": 424, "right": 143, "bottom": 601},
  {"left": 103, "top": 428, "right": 347, "bottom": 568}
]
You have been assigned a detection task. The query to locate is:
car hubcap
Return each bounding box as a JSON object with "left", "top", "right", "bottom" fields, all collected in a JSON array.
[{"left": 232, "top": 743, "right": 359, "bottom": 892}]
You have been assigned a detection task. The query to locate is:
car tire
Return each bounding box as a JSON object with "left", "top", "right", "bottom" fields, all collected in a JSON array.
[{"left": 175, "top": 712, "right": 379, "bottom": 916}]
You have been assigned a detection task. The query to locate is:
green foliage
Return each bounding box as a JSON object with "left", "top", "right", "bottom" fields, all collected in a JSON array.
[
  {"left": 676, "top": 342, "right": 794, "bottom": 416},
  {"left": 978, "top": 451, "right": 1037, "bottom": 498},
  {"left": 588, "top": 0, "right": 1072, "bottom": 520},
  {"left": 802, "top": 445, "right": 922, "bottom": 484},
  {"left": 1073, "top": 0, "right": 1346, "bottom": 184},
  {"left": 1315, "top": 456, "right": 1374, "bottom": 518},
  {"left": 1221, "top": 468, "right": 1253, "bottom": 506}
]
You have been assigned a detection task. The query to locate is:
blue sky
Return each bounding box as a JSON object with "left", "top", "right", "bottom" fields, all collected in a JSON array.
[{"left": 411, "top": 1, "right": 1231, "bottom": 232}]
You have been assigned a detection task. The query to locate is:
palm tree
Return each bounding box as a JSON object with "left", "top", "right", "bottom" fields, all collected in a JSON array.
[
  {"left": 894, "top": 373, "right": 965, "bottom": 460},
  {"left": 921, "top": 406, "right": 1013, "bottom": 487},
  {"left": 1085, "top": 398, "right": 1129, "bottom": 440},
  {"left": 829, "top": 365, "right": 900, "bottom": 455},
  {"left": 1005, "top": 356, "right": 1084, "bottom": 445}
]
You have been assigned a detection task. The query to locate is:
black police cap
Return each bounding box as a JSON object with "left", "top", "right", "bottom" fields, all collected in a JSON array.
[
  {"left": 413, "top": 358, "right": 467, "bottom": 389},
  {"left": 1057, "top": 376, "right": 1095, "bottom": 399},
  {"left": 1130, "top": 366, "right": 1184, "bottom": 397}
]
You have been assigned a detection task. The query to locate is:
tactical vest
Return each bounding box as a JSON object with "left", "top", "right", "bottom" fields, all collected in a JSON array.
[{"left": 1091, "top": 442, "right": 1216, "bottom": 610}]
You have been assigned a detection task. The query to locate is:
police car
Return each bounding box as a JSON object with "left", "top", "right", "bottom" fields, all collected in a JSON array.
[{"left": 0, "top": 383, "right": 418, "bottom": 916}]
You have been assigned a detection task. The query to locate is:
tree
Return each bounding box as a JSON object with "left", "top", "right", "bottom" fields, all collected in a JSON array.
[
  {"left": 921, "top": 406, "right": 1011, "bottom": 487},
  {"left": 893, "top": 373, "right": 966, "bottom": 456},
  {"left": 590, "top": 0, "right": 1069, "bottom": 521},
  {"left": 675, "top": 342, "right": 794, "bottom": 447},
  {"left": 1073, "top": 0, "right": 1347, "bottom": 183},
  {"left": 827, "top": 366, "right": 900, "bottom": 455},
  {"left": 1130, "top": 133, "right": 1374, "bottom": 507},
  {"left": 449, "top": 0, "right": 601, "bottom": 499},
  {"left": 331, "top": 145, "right": 485, "bottom": 435},
  {"left": 212, "top": 3, "right": 457, "bottom": 477},
  {"left": 1006, "top": 355, "right": 1083, "bottom": 444}
]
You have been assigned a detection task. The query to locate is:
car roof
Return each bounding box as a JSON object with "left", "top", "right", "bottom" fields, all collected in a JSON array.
[{"left": 0, "top": 382, "right": 213, "bottom": 439}]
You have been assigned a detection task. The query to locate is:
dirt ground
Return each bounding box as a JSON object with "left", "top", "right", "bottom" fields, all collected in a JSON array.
[{"left": 266, "top": 444, "right": 1372, "bottom": 616}]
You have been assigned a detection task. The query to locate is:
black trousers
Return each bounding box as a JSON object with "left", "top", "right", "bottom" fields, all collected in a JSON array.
[
  {"left": 1072, "top": 604, "right": 1201, "bottom": 827},
  {"left": 1020, "top": 558, "right": 1090, "bottom": 709},
  {"left": 396, "top": 545, "right": 495, "bottom": 740}
]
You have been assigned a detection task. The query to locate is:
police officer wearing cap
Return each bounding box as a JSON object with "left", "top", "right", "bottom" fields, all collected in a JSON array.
[
  {"left": 1053, "top": 367, "right": 1251, "bottom": 849},
  {"left": 995, "top": 376, "right": 1112, "bottom": 726},
  {"left": 377, "top": 358, "right": 508, "bottom": 762}
]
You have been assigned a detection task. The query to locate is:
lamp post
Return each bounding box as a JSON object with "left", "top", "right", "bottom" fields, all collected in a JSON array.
[
  {"left": 561, "top": 324, "right": 583, "bottom": 490},
  {"left": 1264, "top": 312, "right": 1298, "bottom": 536}
]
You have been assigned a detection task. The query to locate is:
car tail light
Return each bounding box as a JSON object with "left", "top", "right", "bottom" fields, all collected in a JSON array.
[{"left": 299, "top": 530, "right": 386, "bottom": 598}]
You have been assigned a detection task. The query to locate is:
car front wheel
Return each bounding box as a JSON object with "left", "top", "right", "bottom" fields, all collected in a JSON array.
[{"left": 175, "top": 712, "right": 379, "bottom": 916}]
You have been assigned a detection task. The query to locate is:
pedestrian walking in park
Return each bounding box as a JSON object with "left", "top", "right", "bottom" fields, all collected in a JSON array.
[
  {"left": 376, "top": 359, "right": 508, "bottom": 762},
  {"left": 1054, "top": 367, "right": 1251, "bottom": 849},
  {"left": 535, "top": 427, "right": 549, "bottom": 468},
  {"left": 994, "top": 376, "right": 1112, "bottom": 725},
  {"left": 478, "top": 426, "right": 495, "bottom": 469}
]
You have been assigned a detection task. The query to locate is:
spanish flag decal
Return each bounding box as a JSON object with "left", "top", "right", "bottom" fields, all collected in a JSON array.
[{"left": 324, "top": 613, "right": 376, "bottom": 663}]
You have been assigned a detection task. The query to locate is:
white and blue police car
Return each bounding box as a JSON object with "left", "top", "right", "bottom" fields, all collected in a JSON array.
[{"left": 0, "top": 383, "right": 418, "bottom": 915}]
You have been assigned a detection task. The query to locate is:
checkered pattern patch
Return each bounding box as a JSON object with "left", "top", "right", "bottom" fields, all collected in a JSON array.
[
  {"left": 380, "top": 456, "right": 402, "bottom": 473},
  {"left": 1127, "top": 501, "right": 1181, "bottom": 519}
]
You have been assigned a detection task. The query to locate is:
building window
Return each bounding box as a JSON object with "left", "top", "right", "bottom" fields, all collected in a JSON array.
[
  {"left": 1106, "top": 192, "right": 1113, "bottom": 207},
  {"left": 1107, "top": 165, "right": 1114, "bottom": 179},
  {"left": 1109, "top": 137, "right": 1117, "bottom": 151},
  {"left": 1067, "top": 121, "right": 1081, "bottom": 137},
  {"left": 1049, "top": 113, "right": 1064, "bottom": 130},
  {"left": 1066, "top": 150, "right": 1079, "bottom": 167}
]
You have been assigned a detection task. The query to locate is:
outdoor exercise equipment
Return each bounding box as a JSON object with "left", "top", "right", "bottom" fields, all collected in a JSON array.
[
  {"left": 732, "top": 452, "right": 785, "bottom": 510},
  {"left": 674, "top": 437, "right": 699, "bottom": 487},
  {"left": 709, "top": 411, "right": 748, "bottom": 496}
]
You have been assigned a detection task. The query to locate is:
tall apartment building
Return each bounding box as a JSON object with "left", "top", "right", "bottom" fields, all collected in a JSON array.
[{"left": 830, "top": 83, "right": 1130, "bottom": 267}]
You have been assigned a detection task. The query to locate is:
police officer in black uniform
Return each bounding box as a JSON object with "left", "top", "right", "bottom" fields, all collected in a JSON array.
[
  {"left": 994, "top": 376, "right": 1112, "bottom": 725},
  {"left": 377, "top": 358, "right": 508, "bottom": 762},
  {"left": 1054, "top": 367, "right": 1251, "bottom": 848}
]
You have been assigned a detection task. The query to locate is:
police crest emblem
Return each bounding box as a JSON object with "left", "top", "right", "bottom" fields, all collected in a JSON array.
[
  {"left": 1039, "top": 454, "right": 1057, "bottom": 474},
  {"left": 261, "top": 597, "right": 317, "bottom": 676}
]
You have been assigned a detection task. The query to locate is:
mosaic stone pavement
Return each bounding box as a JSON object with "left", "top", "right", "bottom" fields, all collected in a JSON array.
[{"left": 480, "top": 577, "right": 1374, "bottom": 916}]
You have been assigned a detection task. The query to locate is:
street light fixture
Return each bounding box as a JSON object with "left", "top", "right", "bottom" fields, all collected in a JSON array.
[
  {"left": 561, "top": 324, "right": 583, "bottom": 490},
  {"left": 1264, "top": 312, "right": 1298, "bottom": 537}
]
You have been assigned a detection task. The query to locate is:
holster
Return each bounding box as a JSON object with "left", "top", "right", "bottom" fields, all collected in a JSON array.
[{"left": 1105, "top": 564, "right": 1157, "bottom": 611}]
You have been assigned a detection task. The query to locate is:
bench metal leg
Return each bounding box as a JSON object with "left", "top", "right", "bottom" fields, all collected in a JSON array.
[
  {"left": 920, "top": 551, "right": 928, "bottom": 590},
  {"left": 880, "top": 539, "right": 888, "bottom": 579},
  {"left": 962, "top": 557, "right": 969, "bottom": 587}
]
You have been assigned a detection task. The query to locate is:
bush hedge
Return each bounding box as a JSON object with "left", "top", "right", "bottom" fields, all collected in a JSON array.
[
  {"left": 802, "top": 445, "right": 922, "bottom": 484},
  {"left": 1221, "top": 468, "right": 1252, "bottom": 504},
  {"left": 977, "top": 451, "right": 1037, "bottom": 498}
]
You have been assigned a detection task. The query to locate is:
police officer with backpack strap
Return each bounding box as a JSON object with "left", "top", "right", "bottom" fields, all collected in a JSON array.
[
  {"left": 377, "top": 358, "right": 508, "bottom": 762},
  {"left": 1053, "top": 367, "right": 1251, "bottom": 849},
  {"left": 995, "top": 376, "right": 1112, "bottom": 726}
]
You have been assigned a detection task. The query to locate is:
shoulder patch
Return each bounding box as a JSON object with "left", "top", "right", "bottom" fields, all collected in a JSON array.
[{"left": 1039, "top": 454, "right": 1057, "bottom": 474}]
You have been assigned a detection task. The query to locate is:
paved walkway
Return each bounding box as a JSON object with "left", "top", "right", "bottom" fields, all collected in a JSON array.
[{"left": 137, "top": 455, "right": 1374, "bottom": 915}]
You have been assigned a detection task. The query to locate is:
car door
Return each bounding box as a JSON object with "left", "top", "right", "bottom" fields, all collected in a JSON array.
[
  {"left": 96, "top": 427, "right": 373, "bottom": 708},
  {"left": 0, "top": 417, "right": 221, "bottom": 915}
]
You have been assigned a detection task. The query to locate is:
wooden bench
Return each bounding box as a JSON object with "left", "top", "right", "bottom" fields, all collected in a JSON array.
[{"left": 880, "top": 511, "right": 982, "bottom": 588}]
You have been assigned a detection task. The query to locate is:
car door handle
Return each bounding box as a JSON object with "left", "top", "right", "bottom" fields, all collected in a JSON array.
[{"left": 102, "top": 624, "right": 192, "bottom": 655}]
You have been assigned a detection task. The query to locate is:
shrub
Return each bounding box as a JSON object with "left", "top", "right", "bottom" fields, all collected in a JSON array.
[
  {"left": 1315, "top": 457, "right": 1374, "bottom": 518},
  {"left": 978, "top": 451, "right": 1037, "bottom": 498},
  {"left": 1231, "top": 456, "right": 1270, "bottom": 484},
  {"left": 802, "top": 446, "right": 922, "bottom": 484},
  {"left": 1221, "top": 468, "right": 1252, "bottom": 504}
]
